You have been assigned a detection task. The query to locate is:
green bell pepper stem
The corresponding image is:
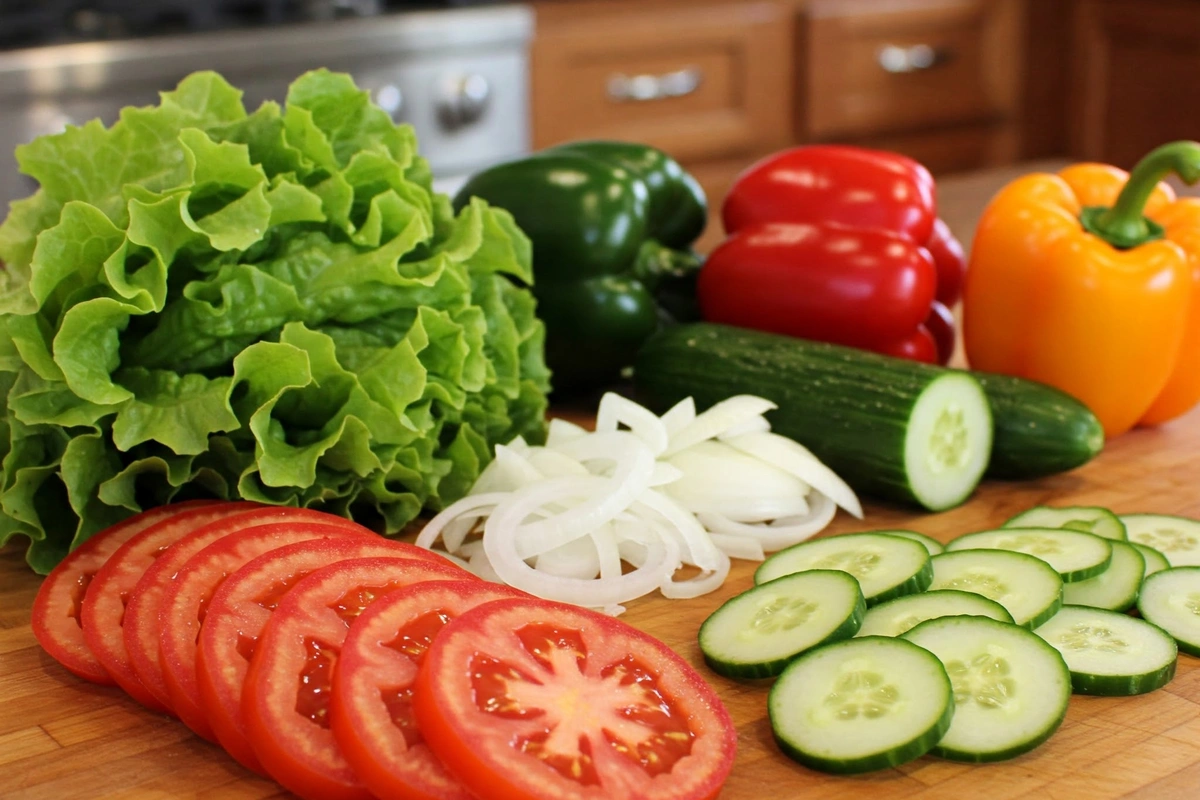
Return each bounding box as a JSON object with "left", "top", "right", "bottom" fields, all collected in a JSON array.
[
  {"left": 1081, "top": 140, "right": 1200, "bottom": 249},
  {"left": 632, "top": 239, "right": 703, "bottom": 291}
]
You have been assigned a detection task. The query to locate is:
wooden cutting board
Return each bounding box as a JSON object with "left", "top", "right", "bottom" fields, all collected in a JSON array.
[{"left": 3, "top": 405, "right": 1200, "bottom": 800}]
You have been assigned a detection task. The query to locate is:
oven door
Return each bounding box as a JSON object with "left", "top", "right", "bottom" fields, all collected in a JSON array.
[{"left": 0, "top": 5, "right": 530, "bottom": 215}]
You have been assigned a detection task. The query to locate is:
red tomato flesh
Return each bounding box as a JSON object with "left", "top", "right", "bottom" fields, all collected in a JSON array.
[
  {"left": 159, "top": 521, "right": 369, "bottom": 741},
  {"left": 31, "top": 500, "right": 219, "bottom": 685},
  {"left": 241, "top": 556, "right": 468, "bottom": 800},
  {"left": 412, "top": 598, "right": 737, "bottom": 800},
  {"left": 122, "top": 506, "right": 368, "bottom": 713},
  {"left": 197, "top": 537, "right": 460, "bottom": 774},
  {"left": 330, "top": 579, "right": 528, "bottom": 800},
  {"left": 81, "top": 501, "right": 260, "bottom": 711}
]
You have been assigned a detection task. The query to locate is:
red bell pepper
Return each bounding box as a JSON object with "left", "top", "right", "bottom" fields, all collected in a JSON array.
[
  {"left": 701, "top": 145, "right": 965, "bottom": 364},
  {"left": 698, "top": 222, "right": 938, "bottom": 349}
]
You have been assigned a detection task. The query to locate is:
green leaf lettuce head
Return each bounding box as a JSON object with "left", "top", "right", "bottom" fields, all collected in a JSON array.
[{"left": 0, "top": 69, "right": 550, "bottom": 573}]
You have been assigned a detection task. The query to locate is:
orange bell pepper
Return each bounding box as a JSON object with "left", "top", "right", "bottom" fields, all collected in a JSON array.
[{"left": 963, "top": 141, "right": 1200, "bottom": 437}]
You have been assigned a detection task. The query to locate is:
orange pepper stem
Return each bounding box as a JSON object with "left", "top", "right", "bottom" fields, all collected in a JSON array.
[{"left": 1082, "top": 140, "right": 1200, "bottom": 249}]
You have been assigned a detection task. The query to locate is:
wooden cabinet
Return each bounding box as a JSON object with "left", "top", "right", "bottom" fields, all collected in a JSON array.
[
  {"left": 1071, "top": 0, "right": 1200, "bottom": 169},
  {"left": 802, "top": 0, "right": 1025, "bottom": 172},
  {"left": 529, "top": 0, "right": 1030, "bottom": 248},
  {"left": 531, "top": 0, "right": 795, "bottom": 251}
]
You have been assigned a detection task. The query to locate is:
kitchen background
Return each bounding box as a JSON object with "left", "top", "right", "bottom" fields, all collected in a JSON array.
[{"left": 0, "top": 0, "right": 1195, "bottom": 253}]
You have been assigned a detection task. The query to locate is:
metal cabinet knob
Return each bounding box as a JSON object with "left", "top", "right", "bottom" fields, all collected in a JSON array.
[
  {"left": 877, "top": 44, "right": 951, "bottom": 74},
  {"left": 374, "top": 84, "right": 404, "bottom": 121},
  {"left": 438, "top": 74, "right": 491, "bottom": 130},
  {"left": 608, "top": 66, "right": 702, "bottom": 103}
]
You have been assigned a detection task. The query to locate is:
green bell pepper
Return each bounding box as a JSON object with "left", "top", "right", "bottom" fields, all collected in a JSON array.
[{"left": 451, "top": 140, "right": 707, "bottom": 394}]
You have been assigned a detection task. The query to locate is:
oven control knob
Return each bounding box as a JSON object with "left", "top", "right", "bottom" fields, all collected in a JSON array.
[
  {"left": 437, "top": 74, "right": 490, "bottom": 130},
  {"left": 374, "top": 84, "right": 404, "bottom": 121}
]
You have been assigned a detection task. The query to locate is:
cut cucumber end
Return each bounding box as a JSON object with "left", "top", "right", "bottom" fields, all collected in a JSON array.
[
  {"left": 768, "top": 636, "right": 954, "bottom": 774},
  {"left": 1034, "top": 605, "right": 1177, "bottom": 696},
  {"left": 902, "top": 616, "right": 1071, "bottom": 763},
  {"left": 699, "top": 570, "right": 865, "bottom": 679},
  {"left": 903, "top": 373, "right": 993, "bottom": 512}
]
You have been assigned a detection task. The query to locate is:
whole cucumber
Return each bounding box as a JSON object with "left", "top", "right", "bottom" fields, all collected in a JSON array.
[
  {"left": 635, "top": 323, "right": 994, "bottom": 511},
  {"left": 634, "top": 324, "right": 1104, "bottom": 499}
]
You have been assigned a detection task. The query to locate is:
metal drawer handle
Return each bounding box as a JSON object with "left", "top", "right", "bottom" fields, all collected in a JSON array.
[
  {"left": 877, "top": 44, "right": 952, "bottom": 74},
  {"left": 607, "top": 66, "right": 702, "bottom": 103}
]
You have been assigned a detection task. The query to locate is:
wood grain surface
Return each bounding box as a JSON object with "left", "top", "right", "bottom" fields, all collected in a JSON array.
[{"left": 3, "top": 401, "right": 1200, "bottom": 800}]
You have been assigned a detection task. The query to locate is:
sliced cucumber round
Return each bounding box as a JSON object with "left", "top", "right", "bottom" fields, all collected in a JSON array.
[
  {"left": 881, "top": 530, "right": 945, "bottom": 556},
  {"left": 1033, "top": 605, "right": 1176, "bottom": 696},
  {"left": 928, "top": 549, "right": 1063, "bottom": 629},
  {"left": 699, "top": 570, "right": 865, "bottom": 679},
  {"left": 902, "top": 616, "right": 1071, "bottom": 763},
  {"left": 945, "top": 527, "right": 1112, "bottom": 583},
  {"left": 1120, "top": 514, "right": 1200, "bottom": 567},
  {"left": 1004, "top": 505, "right": 1126, "bottom": 541},
  {"left": 756, "top": 532, "right": 932, "bottom": 606},
  {"left": 1062, "top": 541, "right": 1144, "bottom": 612},
  {"left": 1133, "top": 542, "right": 1171, "bottom": 578},
  {"left": 768, "top": 636, "right": 953, "bottom": 774},
  {"left": 1137, "top": 567, "right": 1200, "bottom": 657},
  {"left": 856, "top": 589, "right": 1013, "bottom": 637}
]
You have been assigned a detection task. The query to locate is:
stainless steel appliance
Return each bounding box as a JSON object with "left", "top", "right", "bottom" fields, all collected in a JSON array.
[{"left": 0, "top": 1, "right": 532, "bottom": 210}]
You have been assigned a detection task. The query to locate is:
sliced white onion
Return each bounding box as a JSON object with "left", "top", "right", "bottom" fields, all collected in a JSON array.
[
  {"left": 596, "top": 392, "right": 670, "bottom": 456},
  {"left": 546, "top": 417, "right": 588, "bottom": 447},
  {"left": 468, "top": 546, "right": 504, "bottom": 583},
  {"left": 662, "top": 440, "right": 810, "bottom": 521},
  {"left": 717, "top": 415, "right": 772, "bottom": 439},
  {"left": 660, "top": 397, "right": 696, "bottom": 438},
  {"left": 483, "top": 495, "right": 678, "bottom": 608},
  {"left": 696, "top": 490, "right": 838, "bottom": 551},
  {"left": 416, "top": 491, "right": 512, "bottom": 551},
  {"left": 591, "top": 522, "right": 624, "bottom": 581},
  {"left": 416, "top": 392, "right": 859, "bottom": 614},
  {"left": 649, "top": 462, "right": 683, "bottom": 487},
  {"left": 516, "top": 434, "right": 656, "bottom": 558},
  {"left": 634, "top": 489, "right": 723, "bottom": 572},
  {"left": 724, "top": 431, "right": 863, "bottom": 519},
  {"left": 662, "top": 395, "right": 778, "bottom": 457},
  {"left": 505, "top": 435, "right": 532, "bottom": 456},
  {"left": 708, "top": 533, "right": 766, "bottom": 562},
  {"left": 534, "top": 534, "right": 601, "bottom": 580},
  {"left": 661, "top": 548, "right": 731, "bottom": 599},
  {"left": 527, "top": 448, "right": 589, "bottom": 478}
]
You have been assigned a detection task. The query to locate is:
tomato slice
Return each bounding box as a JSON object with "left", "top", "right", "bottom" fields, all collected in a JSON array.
[
  {"left": 159, "top": 521, "right": 369, "bottom": 742},
  {"left": 30, "top": 500, "right": 220, "bottom": 685},
  {"left": 242, "top": 555, "right": 469, "bottom": 800},
  {"left": 123, "top": 506, "right": 369, "bottom": 713},
  {"left": 412, "top": 598, "right": 737, "bottom": 800},
  {"left": 81, "top": 501, "right": 260, "bottom": 711},
  {"left": 198, "top": 537, "right": 460, "bottom": 774},
  {"left": 330, "top": 579, "right": 528, "bottom": 800}
]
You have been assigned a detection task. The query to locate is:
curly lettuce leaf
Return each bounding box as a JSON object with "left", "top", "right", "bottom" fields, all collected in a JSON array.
[{"left": 0, "top": 68, "right": 551, "bottom": 574}]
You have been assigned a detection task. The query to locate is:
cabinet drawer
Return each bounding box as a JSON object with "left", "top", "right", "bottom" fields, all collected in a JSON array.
[
  {"left": 532, "top": 2, "right": 793, "bottom": 163},
  {"left": 805, "top": 0, "right": 1023, "bottom": 139}
]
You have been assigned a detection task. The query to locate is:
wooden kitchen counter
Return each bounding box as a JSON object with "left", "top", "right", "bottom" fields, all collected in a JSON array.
[{"left": 4, "top": 162, "right": 1200, "bottom": 799}]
